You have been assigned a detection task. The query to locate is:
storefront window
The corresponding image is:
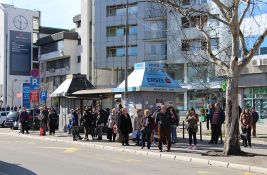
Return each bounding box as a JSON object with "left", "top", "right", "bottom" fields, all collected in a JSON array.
[
  {"left": 243, "top": 87, "right": 267, "bottom": 119},
  {"left": 175, "top": 94, "right": 184, "bottom": 110}
]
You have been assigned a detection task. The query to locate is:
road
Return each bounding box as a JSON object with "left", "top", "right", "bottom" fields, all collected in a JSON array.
[{"left": 0, "top": 134, "right": 259, "bottom": 175}]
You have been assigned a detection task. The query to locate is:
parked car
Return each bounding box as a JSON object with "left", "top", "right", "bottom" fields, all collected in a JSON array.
[
  {"left": 0, "top": 111, "right": 8, "bottom": 127},
  {"left": 4, "top": 111, "right": 19, "bottom": 129}
]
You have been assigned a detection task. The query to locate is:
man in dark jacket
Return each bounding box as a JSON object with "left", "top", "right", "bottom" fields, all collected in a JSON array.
[
  {"left": 82, "top": 108, "right": 93, "bottom": 141},
  {"left": 209, "top": 103, "right": 225, "bottom": 144},
  {"left": 19, "top": 107, "right": 29, "bottom": 134},
  {"left": 156, "top": 105, "right": 171, "bottom": 152},
  {"left": 251, "top": 107, "right": 259, "bottom": 137},
  {"left": 72, "top": 109, "right": 83, "bottom": 141}
]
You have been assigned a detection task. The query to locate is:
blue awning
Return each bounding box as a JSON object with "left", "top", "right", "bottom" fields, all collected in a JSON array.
[{"left": 112, "top": 62, "right": 185, "bottom": 93}]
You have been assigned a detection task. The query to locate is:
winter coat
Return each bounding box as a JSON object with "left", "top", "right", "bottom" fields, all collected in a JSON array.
[
  {"left": 133, "top": 115, "right": 142, "bottom": 130},
  {"left": 107, "top": 113, "right": 117, "bottom": 129},
  {"left": 240, "top": 113, "right": 252, "bottom": 128},
  {"left": 71, "top": 112, "right": 79, "bottom": 127},
  {"left": 156, "top": 112, "right": 171, "bottom": 128},
  {"left": 19, "top": 111, "right": 29, "bottom": 122},
  {"left": 118, "top": 113, "right": 133, "bottom": 135},
  {"left": 82, "top": 111, "right": 94, "bottom": 127},
  {"left": 186, "top": 114, "right": 199, "bottom": 132},
  {"left": 48, "top": 111, "right": 57, "bottom": 125}
]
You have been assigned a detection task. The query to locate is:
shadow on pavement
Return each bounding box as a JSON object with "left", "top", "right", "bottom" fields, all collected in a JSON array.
[{"left": 0, "top": 161, "right": 37, "bottom": 175}]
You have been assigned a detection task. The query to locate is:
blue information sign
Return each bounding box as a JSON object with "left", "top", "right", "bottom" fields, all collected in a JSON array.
[
  {"left": 30, "top": 77, "right": 40, "bottom": 90},
  {"left": 40, "top": 91, "right": 47, "bottom": 103},
  {"left": 22, "top": 83, "right": 30, "bottom": 108}
]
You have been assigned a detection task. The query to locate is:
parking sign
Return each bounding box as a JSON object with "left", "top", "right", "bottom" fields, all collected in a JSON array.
[
  {"left": 40, "top": 91, "right": 47, "bottom": 102},
  {"left": 30, "top": 77, "right": 40, "bottom": 90}
]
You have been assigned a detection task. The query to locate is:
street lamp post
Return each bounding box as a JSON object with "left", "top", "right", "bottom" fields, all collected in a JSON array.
[
  {"left": 11, "top": 79, "right": 18, "bottom": 108},
  {"left": 124, "top": 0, "right": 129, "bottom": 107}
]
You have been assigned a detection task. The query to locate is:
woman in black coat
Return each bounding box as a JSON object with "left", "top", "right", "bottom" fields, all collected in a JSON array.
[{"left": 118, "top": 108, "right": 133, "bottom": 146}]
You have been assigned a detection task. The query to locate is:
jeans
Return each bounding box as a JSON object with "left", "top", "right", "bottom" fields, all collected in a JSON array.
[
  {"left": 141, "top": 127, "right": 151, "bottom": 148},
  {"left": 188, "top": 128, "right": 197, "bottom": 145},
  {"left": 170, "top": 125, "right": 177, "bottom": 143},
  {"left": 241, "top": 127, "right": 251, "bottom": 147},
  {"left": 134, "top": 129, "right": 141, "bottom": 144}
]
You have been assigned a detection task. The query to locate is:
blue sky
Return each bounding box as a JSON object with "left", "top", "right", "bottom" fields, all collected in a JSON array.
[{"left": 0, "top": 0, "right": 81, "bottom": 29}]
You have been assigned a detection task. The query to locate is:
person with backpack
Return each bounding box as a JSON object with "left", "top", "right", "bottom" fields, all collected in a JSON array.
[
  {"left": 185, "top": 108, "right": 199, "bottom": 149},
  {"left": 209, "top": 103, "right": 225, "bottom": 144},
  {"left": 251, "top": 107, "right": 259, "bottom": 137}
]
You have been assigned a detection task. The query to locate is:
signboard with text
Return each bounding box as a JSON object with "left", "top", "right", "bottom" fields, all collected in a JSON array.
[
  {"left": 40, "top": 91, "right": 47, "bottom": 103},
  {"left": 10, "top": 30, "right": 31, "bottom": 75},
  {"left": 22, "top": 83, "right": 30, "bottom": 108},
  {"left": 30, "top": 90, "right": 39, "bottom": 103}
]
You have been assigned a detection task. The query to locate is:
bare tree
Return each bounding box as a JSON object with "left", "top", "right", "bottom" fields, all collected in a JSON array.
[{"left": 144, "top": 0, "right": 267, "bottom": 155}]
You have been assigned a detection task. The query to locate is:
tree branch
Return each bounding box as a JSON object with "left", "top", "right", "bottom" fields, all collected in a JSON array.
[
  {"left": 212, "top": 0, "right": 231, "bottom": 22},
  {"left": 199, "top": 28, "right": 230, "bottom": 70},
  {"left": 239, "top": 29, "right": 248, "bottom": 56},
  {"left": 238, "top": 28, "right": 267, "bottom": 67},
  {"left": 239, "top": 0, "right": 251, "bottom": 26}
]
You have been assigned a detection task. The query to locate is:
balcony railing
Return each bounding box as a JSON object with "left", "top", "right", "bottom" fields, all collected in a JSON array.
[{"left": 144, "top": 31, "right": 167, "bottom": 40}]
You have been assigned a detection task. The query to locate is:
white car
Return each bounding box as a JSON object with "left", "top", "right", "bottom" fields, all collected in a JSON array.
[{"left": 0, "top": 111, "right": 8, "bottom": 127}]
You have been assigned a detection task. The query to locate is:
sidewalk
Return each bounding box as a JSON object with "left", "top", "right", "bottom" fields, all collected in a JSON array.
[{"left": 1, "top": 128, "right": 267, "bottom": 174}]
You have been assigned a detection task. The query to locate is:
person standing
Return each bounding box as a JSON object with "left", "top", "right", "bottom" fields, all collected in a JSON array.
[
  {"left": 185, "top": 108, "right": 199, "bottom": 149},
  {"left": 141, "top": 109, "right": 154, "bottom": 149},
  {"left": 240, "top": 108, "right": 252, "bottom": 147},
  {"left": 209, "top": 103, "right": 225, "bottom": 144},
  {"left": 48, "top": 108, "right": 57, "bottom": 135},
  {"left": 72, "top": 109, "right": 83, "bottom": 141},
  {"left": 118, "top": 108, "right": 133, "bottom": 146},
  {"left": 156, "top": 105, "right": 171, "bottom": 152},
  {"left": 251, "top": 107, "right": 259, "bottom": 137},
  {"left": 206, "top": 104, "right": 215, "bottom": 130},
  {"left": 96, "top": 109, "right": 105, "bottom": 140},
  {"left": 19, "top": 107, "right": 29, "bottom": 134},
  {"left": 133, "top": 109, "right": 143, "bottom": 145},
  {"left": 107, "top": 108, "right": 117, "bottom": 142},
  {"left": 39, "top": 107, "right": 48, "bottom": 136},
  {"left": 169, "top": 106, "right": 179, "bottom": 144},
  {"left": 81, "top": 107, "right": 93, "bottom": 141}
]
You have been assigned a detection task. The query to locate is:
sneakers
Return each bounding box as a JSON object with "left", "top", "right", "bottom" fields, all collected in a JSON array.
[
  {"left": 191, "top": 145, "right": 197, "bottom": 150},
  {"left": 187, "top": 145, "right": 192, "bottom": 149}
]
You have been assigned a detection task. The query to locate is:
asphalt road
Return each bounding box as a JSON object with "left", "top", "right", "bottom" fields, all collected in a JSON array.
[{"left": 0, "top": 134, "right": 259, "bottom": 175}]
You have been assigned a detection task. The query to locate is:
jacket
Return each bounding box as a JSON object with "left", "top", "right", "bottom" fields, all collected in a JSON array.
[
  {"left": 82, "top": 111, "right": 93, "bottom": 127},
  {"left": 71, "top": 112, "right": 79, "bottom": 127},
  {"left": 118, "top": 113, "right": 133, "bottom": 135},
  {"left": 156, "top": 112, "right": 171, "bottom": 128},
  {"left": 19, "top": 111, "right": 29, "bottom": 122},
  {"left": 133, "top": 115, "right": 142, "bottom": 130}
]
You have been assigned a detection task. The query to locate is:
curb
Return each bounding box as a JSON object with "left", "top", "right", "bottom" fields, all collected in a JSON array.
[{"left": 1, "top": 132, "right": 267, "bottom": 174}]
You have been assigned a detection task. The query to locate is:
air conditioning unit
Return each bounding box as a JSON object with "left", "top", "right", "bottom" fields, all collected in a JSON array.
[
  {"left": 251, "top": 59, "right": 261, "bottom": 66},
  {"left": 261, "top": 58, "right": 267, "bottom": 65}
]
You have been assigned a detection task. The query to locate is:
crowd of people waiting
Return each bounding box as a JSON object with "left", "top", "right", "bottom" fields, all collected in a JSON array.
[{"left": 9, "top": 102, "right": 260, "bottom": 152}]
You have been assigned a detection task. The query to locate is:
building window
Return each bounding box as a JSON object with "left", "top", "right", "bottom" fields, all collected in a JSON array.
[
  {"left": 107, "top": 45, "right": 138, "bottom": 57},
  {"left": 181, "top": 15, "right": 208, "bottom": 28},
  {"left": 182, "top": 39, "right": 218, "bottom": 51},
  {"left": 76, "top": 21, "right": 81, "bottom": 28},
  {"left": 182, "top": 0, "right": 191, "bottom": 6},
  {"left": 182, "top": 40, "right": 190, "bottom": 51},
  {"left": 33, "top": 63, "right": 39, "bottom": 69},
  {"left": 47, "top": 57, "right": 70, "bottom": 71},
  {"left": 107, "top": 25, "right": 137, "bottom": 37},
  {"left": 77, "top": 56, "right": 81, "bottom": 63},
  {"left": 78, "top": 38, "right": 81, "bottom": 45},
  {"left": 40, "top": 42, "right": 58, "bottom": 54},
  {"left": 106, "top": 4, "right": 137, "bottom": 16},
  {"left": 33, "top": 48, "right": 39, "bottom": 61}
]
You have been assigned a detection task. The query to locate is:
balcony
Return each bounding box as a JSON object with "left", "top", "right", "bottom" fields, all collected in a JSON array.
[
  {"left": 145, "top": 54, "right": 167, "bottom": 61},
  {"left": 144, "top": 31, "right": 167, "bottom": 41},
  {"left": 45, "top": 67, "right": 70, "bottom": 77},
  {"left": 39, "top": 50, "right": 65, "bottom": 61}
]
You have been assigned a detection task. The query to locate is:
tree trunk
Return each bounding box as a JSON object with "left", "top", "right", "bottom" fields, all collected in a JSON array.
[{"left": 224, "top": 68, "right": 241, "bottom": 155}]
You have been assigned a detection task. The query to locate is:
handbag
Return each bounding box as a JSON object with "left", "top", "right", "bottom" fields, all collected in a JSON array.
[{"left": 240, "top": 133, "right": 248, "bottom": 140}]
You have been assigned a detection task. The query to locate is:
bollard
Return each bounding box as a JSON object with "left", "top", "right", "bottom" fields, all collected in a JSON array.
[
  {"left": 183, "top": 121, "right": 185, "bottom": 139},
  {"left": 200, "top": 122, "right": 202, "bottom": 141}
]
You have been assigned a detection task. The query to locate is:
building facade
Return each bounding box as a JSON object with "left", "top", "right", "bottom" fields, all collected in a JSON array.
[
  {"left": 0, "top": 4, "right": 40, "bottom": 108},
  {"left": 80, "top": 0, "right": 228, "bottom": 112}
]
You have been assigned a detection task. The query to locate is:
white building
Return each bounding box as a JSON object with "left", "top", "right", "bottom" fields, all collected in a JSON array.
[
  {"left": 37, "top": 26, "right": 81, "bottom": 106},
  {"left": 80, "top": 0, "right": 228, "bottom": 111},
  {"left": 0, "top": 4, "right": 40, "bottom": 108}
]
